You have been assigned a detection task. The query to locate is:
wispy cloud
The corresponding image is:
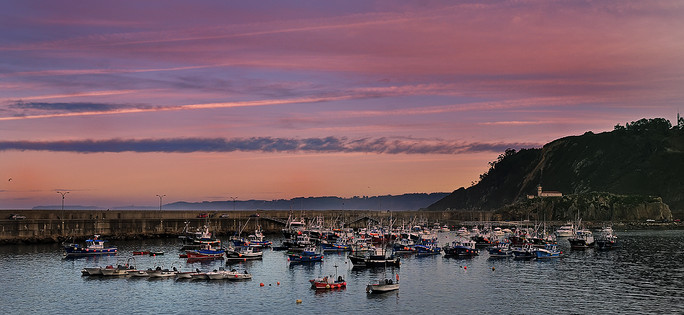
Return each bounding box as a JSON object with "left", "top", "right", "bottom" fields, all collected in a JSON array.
[{"left": 0, "top": 137, "right": 540, "bottom": 154}]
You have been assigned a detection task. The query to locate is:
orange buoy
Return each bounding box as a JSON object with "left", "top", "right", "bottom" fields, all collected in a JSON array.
[
  {"left": 260, "top": 283, "right": 265, "bottom": 287},
  {"left": 277, "top": 282, "right": 280, "bottom": 285},
  {"left": 492, "top": 267, "right": 495, "bottom": 271},
  {"left": 464, "top": 266, "right": 467, "bottom": 270}
]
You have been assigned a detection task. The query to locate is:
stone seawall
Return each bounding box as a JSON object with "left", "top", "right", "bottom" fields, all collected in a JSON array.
[{"left": 0, "top": 209, "right": 484, "bottom": 244}]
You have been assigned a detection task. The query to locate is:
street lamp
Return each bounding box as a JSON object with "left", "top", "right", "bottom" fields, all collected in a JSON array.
[
  {"left": 230, "top": 196, "right": 237, "bottom": 211},
  {"left": 57, "top": 191, "right": 69, "bottom": 234},
  {"left": 156, "top": 194, "right": 166, "bottom": 211}
]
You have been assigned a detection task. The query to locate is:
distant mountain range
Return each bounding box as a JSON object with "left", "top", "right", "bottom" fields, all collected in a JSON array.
[
  {"left": 428, "top": 118, "right": 684, "bottom": 220},
  {"left": 33, "top": 193, "right": 449, "bottom": 211}
]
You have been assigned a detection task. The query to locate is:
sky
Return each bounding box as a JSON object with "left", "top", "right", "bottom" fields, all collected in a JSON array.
[{"left": 1, "top": 0, "right": 683, "bottom": 209}]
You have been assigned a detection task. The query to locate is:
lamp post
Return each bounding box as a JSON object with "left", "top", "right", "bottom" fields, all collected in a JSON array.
[
  {"left": 156, "top": 194, "right": 166, "bottom": 211},
  {"left": 57, "top": 191, "right": 69, "bottom": 234},
  {"left": 230, "top": 196, "right": 237, "bottom": 211},
  {"left": 156, "top": 194, "right": 166, "bottom": 232}
]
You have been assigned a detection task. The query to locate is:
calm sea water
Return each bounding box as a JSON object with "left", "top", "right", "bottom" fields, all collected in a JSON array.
[{"left": 0, "top": 230, "right": 682, "bottom": 314}]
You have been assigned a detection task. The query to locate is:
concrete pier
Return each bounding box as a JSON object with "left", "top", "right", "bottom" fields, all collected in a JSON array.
[{"left": 0, "top": 209, "right": 488, "bottom": 244}]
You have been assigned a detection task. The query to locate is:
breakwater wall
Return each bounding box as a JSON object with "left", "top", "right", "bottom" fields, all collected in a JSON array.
[{"left": 1, "top": 209, "right": 490, "bottom": 244}]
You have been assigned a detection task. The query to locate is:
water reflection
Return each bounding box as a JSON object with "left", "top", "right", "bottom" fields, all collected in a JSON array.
[{"left": 0, "top": 231, "right": 682, "bottom": 314}]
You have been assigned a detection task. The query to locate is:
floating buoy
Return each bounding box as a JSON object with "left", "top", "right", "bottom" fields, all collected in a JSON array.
[
  {"left": 492, "top": 267, "right": 495, "bottom": 271},
  {"left": 296, "top": 299, "right": 302, "bottom": 304},
  {"left": 464, "top": 266, "right": 467, "bottom": 270},
  {"left": 260, "top": 283, "right": 265, "bottom": 287},
  {"left": 277, "top": 282, "right": 280, "bottom": 285},
  {"left": 269, "top": 284, "right": 272, "bottom": 286}
]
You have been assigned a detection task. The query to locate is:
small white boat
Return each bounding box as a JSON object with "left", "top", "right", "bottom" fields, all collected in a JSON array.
[
  {"left": 190, "top": 271, "right": 209, "bottom": 280},
  {"left": 128, "top": 270, "right": 150, "bottom": 277},
  {"left": 366, "top": 275, "right": 400, "bottom": 293},
  {"left": 206, "top": 267, "right": 252, "bottom": 280},
  {"left": 175, "top": 271, "right": 194, "bottom": 279},
  {"left": 147, "top": 266, "right": 178, "bottom": 278},
  {"left": 101, "top": 265, "right": 133, "bottom": 276},
  {"left": 456, "top": 227, "right": 470, "bottom": 236},
  {"left": 82, "top": 267, "right": 104, "bottom": 276},
  {"left": 554, "top": 223, "right": 575, "bottom": 237}
]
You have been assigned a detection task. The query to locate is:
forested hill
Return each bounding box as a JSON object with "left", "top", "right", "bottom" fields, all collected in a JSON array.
[{"left": 428, "top": 118, "right": 684, "bottom": 218}]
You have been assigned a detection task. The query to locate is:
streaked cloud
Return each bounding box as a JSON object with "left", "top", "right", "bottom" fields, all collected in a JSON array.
[{"left": 0, "top": 137, "right": 540, "bottom": 155}]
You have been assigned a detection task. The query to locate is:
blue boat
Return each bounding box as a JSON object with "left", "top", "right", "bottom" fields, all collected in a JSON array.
[
  {"left": 532, "top": 243, "right": 562, "bottom": 259},
  {"left": 288, "top": 247, "right": 323, "bottom": 263},
  {"left": 63, "top": 235, "right": 117, "bottom": 257},
  {"left": 443, "top": 238, "right": 479, "bottom": 257},
  {"left": 414, "top": 240, "right": 442, "bottom": 255},
  {"left": 392, "top": 238, "right": 417, "bottom": 254},
  {"left": 321, "top": 241, "right": 351, "bottom": 252},
  {"left": 487, "top": 240, "right": 512, "bottom": 258}
]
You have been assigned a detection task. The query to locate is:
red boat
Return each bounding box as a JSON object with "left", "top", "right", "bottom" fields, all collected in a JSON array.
[
  {"left": 184, "top": 244, "right": 225, "bottom": 260},
  {"left": 309, "top": 275, "right": 346, "bottom": 290},
  {"left": 133, "top": 251, "right": 150, "bottom": 255}
]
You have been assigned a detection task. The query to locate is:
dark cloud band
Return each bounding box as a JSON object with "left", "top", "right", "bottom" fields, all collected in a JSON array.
[{"left": 0, "top": 137, "right": 538, "bottom": 154}]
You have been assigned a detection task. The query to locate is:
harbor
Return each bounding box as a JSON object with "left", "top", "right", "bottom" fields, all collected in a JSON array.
[
  {"left": 2, "top": 209, "right": 677, "bottom": 244},
  {"left": 0, "top": 229, "right": 682, "bottom": 314}
]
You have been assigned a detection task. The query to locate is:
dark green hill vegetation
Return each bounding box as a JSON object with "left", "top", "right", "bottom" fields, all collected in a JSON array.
[{"left": 428, "top": 118, "right": 684, "bottom": 220}]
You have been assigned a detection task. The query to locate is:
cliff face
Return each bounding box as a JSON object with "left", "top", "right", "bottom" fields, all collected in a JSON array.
[
  {"left": 495, "top": 192, "right": 672, "bottom": 221},
  {"left": 428, "top": 118, "right": 684, "bottom": 220}
]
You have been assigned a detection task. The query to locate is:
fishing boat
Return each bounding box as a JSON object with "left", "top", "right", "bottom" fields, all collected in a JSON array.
[
  {"left": 487, "top": 240, "right": 512, "bottom": 258},
  {"left": 179, "top": 224, "right": 222, "bottom": 251},
  {"left": 366, "top": 274, "right": 400, "bottom": 293},
  {"left": 321, "top": 241, "right": 352, "bottom": 252},
  {"left": 554, "top": 223, "right": 575, "bottom": 238},
  {"left": 391, "top": 238, "right": 417, "bottom": 254},
  {"left": 568, "top": 229, "right": 595, "bottom": 249},
  {"left": 532, "top": 243, "right": 562, "bottom": 259},
  {"left": 348, "top": 247, "right": 400, "bottom": 267},
  {"left": 456, "top": 226, "right": 470, "bottom": 236},
  {"left": 310, "top": 265, "right": 346, "bottom": 290},
  {"left": 443, "top": 237, "right": 479, "bottom": 258},
  {"left": 63, "top": 235, "right": 117, "bottom": 257},
  {"left": 281, "top": 213, "right": 307, "bottom": 238},
  {"left": 225, "top": 245, "right": 263, "bottom": 261},
  {"left": 282, "top": 233, "right": 314, "bottom": 251},
  {"left": 247, "top": 227, "right": 272, "bottom": 248},
  {"left": 310, "top": 275, "right": 346, "bottom": 289},
  {"left": 512, "top": 243, "right": 535, "bottom": 260},
  {"left": 184, "top": 243, "right": 225, "bottom": 260},
  {"left": 595, "top": 226, "right": 618, "bottom": 250},
  {"left": 288, "top": 247, "right": 323, "bottom": 263},
  {"left": 414, "top": 243, "right": 441, "bottom": 255}
]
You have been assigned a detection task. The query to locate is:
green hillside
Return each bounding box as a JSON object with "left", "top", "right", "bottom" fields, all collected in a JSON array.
[{"left": 428, "top": 118, "right": 684, "bottom": 220}]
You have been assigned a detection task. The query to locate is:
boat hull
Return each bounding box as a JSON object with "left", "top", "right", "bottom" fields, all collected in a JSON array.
[
  {"left": 366, "top": 282, "right": 399, "bottom": 293},
  {"left": 349, "top": 255, "right": 400, "bottom": 267}
]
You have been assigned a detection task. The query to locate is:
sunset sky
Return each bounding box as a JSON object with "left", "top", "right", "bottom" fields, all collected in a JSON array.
[{"left": 1, "top": 1, "right": 683, "bottom": 209}]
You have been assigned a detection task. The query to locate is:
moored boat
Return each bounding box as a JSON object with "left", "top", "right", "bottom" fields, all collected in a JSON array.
[
  {"left": 366, "top": 274, "right": 400, "bottom": 293},
  {"left": 348, "top": 247, "right": 400, "bottom": 267},
  {"left": 487, "top": 240, "right": 512, "bottom": 258},
  {"left": 512, "top": 243, "right": 535, "bottom": 260},
  {"left": 225, "top": 246, "right": 263, "bottom": 261},
  {"left": 554, "top": 223, "right": 575, "bottom": 238},
  {"left": 443, "top": 238, "right": 479, "bottom": 258},
  {"left": 288, "top": 247, "right": 323, "bottom": 263},
  {"left": 63, "top": 235, "right": 117, "bottom": 257},
  {"left": 595, "top": 226, "right": 618, "bottom": 250},
  {"left": 568, "top": 229, "right": 595, "bottom": 249},
  {"left": 185, "top": 243, "right": 225, "bottom": 260},
  {"left": 532, "top": 243, "right": 562, "bottom": 259}
]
